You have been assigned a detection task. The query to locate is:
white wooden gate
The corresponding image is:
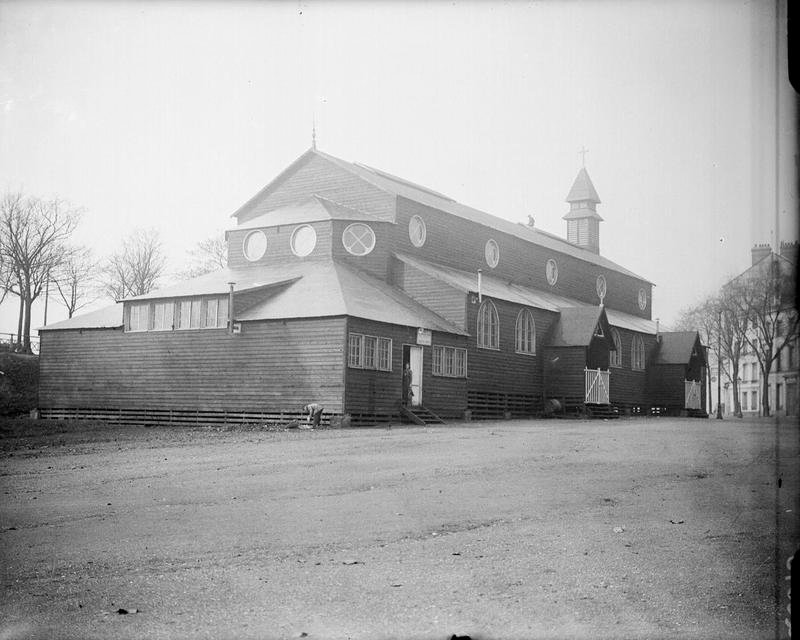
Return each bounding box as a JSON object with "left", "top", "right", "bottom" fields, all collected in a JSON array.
[
  {"left": 585, "top": 368, "right": 610, "bottom": 405},
  {"left": 685, "top": 379, "right": 701, "bottom": 410}
]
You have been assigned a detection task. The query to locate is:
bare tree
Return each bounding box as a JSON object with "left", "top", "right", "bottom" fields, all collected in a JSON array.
[
  {"left": 0, "top": 193, "right": 81, "bottom": 352},
  {"left": 675, "top": 292, "right": 747, "bottom": 417},
  {"left": 725, "top": 254, "right": 798, "bottom": 416},
  {"left": 100, "top": 228, "right": 166, "bottom": 300},
  {"left": 178, "top": 233, "right": 227, "bottom": 279},
  {"left": 51, "top": 246, "right": 98, "bottom": 318}
]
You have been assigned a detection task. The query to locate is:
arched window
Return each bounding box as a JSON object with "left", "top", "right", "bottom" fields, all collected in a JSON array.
[
  {"left": 515, "top": 309, "right": 536, "bottom": 355},
  {"left": 609, "top": 328, "right": 622, "bottom": 367},
  {"left": 631, "top": 334, "right": 645, "bottom": 371},
  {"left": 477, "top": 300, "right": 499, "bottom": 349}
]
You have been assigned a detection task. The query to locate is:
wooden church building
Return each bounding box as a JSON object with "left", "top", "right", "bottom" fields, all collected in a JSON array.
[{"left": 37, "top": 147, "right": 707, "bottom": 425}]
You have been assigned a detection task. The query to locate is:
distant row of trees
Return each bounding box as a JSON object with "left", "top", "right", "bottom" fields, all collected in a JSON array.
[
  {"left": 675, "top": 255, "right": 797, "bottom": 417},
  {"left": 0, "top": 192, "right": 227, "bottom": 353}
]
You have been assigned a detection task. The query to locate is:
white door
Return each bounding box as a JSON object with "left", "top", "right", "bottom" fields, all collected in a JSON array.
[{"left": 409, "top": 346, "right": 423, "bottom": 407}]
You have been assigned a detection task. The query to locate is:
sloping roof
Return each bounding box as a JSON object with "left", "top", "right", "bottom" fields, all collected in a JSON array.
[
  {"left": 397, "top": 253, "right": 657, "bottom": 334},
  {"left": 234, "top": 195, "right": 382, "bottom": 231},
  {"left": 40, "top": 303, "right": 124, "bottom": 331},
  {"left": 565, "top": 167, "right": 601, "bottom": 203},
  {"left": 121, "top": 266, "right": 302, "bottom": 302},
  {"left": 234, "top": 148, "right": 651, "bottom": 283},
  {"left": 654, "top": 331, "right": 704, "bottom": 365},
  {"left": 604, "top": 309, "right": 658, "bottom": 334},
  {"left": 549, "top": 306, "right": 609, "bottom": 347},
  {"left": 234, "top": 261, "right": 468, "bottom": 335}
]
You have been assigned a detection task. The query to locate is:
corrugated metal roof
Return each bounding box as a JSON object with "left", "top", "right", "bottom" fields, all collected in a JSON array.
[
  {"left": 39, "top": 303, "right": 124, "bottom": 331},
  {"left": 235, "top": 195, "right": 382, "bottom": 231},
  {"left": 313, "top": 150, "right": 651, "bottom": 283},
  {"left": 654, "top": 331, "right": 704, "bottom": 365},
  {"left": 565, "top": 167, "right": 601, "bottom": 203}
]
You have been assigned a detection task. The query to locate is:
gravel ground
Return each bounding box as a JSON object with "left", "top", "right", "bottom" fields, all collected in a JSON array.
[{"left": 0, "top": 416, "right": 797, "bottom": 640}]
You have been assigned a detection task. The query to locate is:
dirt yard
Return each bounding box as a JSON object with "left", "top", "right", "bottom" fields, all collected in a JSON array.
[{"left": 0, "top": 416, "right": 797, "bottom": 640}]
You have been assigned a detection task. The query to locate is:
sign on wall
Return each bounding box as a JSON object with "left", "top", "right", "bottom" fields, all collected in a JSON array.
[{"left": 417, "top": 328, "right": 432, "bottom": 346}]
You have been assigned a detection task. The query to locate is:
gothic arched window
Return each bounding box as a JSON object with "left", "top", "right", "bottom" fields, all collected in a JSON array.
[
  {"left": 477, "top": 300, "right": 499, "bottom": 350},
  {"left": 610, "top": 328, "right": 622, "bottom": 367},
  {"left": 515, "top": 309, "right": 536, "bottom": 355},
  {"left": 631, "top": 334, "right": 645, "bottom": 371}
]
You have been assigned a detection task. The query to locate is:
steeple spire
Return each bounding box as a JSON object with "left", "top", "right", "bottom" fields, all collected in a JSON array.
[{"left": 563, "top": 163, "right": 603, "bottom": 254}]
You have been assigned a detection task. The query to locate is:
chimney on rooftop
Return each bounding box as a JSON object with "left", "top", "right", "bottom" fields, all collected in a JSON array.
[
  {"left": 779, "top": 241, "right": 798, "bottom": 265},
  {"left": 751, "top": 243, "right": 773, "bottom": 266}
]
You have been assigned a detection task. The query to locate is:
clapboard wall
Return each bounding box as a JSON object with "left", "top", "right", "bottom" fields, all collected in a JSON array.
[
  {"left": 344, "top": 317, "right": 467, "bottom": 420},
  {"left": 39, "top": 318, "right": 347, "bottom": 414}
]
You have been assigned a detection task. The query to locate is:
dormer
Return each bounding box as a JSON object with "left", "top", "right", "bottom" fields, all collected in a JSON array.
[{"left": 562, "top": 167, "right": 603, "bottom": 254}]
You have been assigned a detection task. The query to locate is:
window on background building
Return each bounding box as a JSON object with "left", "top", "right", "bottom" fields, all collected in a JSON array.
[
  {"left": 750, "top": 391, "right": 758, "bottom": 411},
  {"left": 789, "top": 341, "right": 797, "bottom": 368},
  {"left": 348, "top": 333, "right": 392, "bottom": 371},
  {"left": 631, "top": 335, "right": 645, "bottom": 370},
  {"left": 432, "top": 345, "right": 468, "bottom": 377},
  {"left": 751, "top": 364, "right": 758, "bottom": 381},
  {"left": 477, "top": 300, "right": 499, "bottom": 349},
  {"left": 515, "top": 309, "right": 536, "bottom": 355},
  {"left": 777, "top": 383, "right": 783, "bottom": 410},
  {"left": 742, "top": 391, "right": 747, "bottom": 410},
  {"left": 609, "top": 329, "right": 623, "bottom": 367}
]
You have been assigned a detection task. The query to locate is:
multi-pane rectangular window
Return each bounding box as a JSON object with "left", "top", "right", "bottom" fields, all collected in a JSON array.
[
  {"left": 128, "top": 303, "right": 150, "bottom": 332},
  {"left": 128, "top": 296, "right": 229, "bottom": 333},
  {"left": 432, "top": 345, "right": 467, "bottom": 377},
  {"left": 348, "top": 333, "right": 392, "bottom": 371},
  {"left": 152, "top": 301, "right": 175, "bottom": 331}
]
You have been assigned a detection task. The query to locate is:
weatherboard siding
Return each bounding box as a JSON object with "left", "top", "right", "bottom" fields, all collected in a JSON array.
[
  {"left": 39, "top": 319, "right": 346, "bottom": 414},
  {"left": 394, "top": 197, "right": 652, "bottom": 319},
  {"left": 344, "top": 318, "right": 467, "bottom": 419},
  {"left": 607, "top": 329, "right": 658, "bottom": 408},
  {"left": 464, "top": 297, "right": 556, "bottom": 398},
  {"left": 401, "top": 263, "right": 467, "bottom": 329},
  {"left": 237, "top": 154, "right": 396, "bottom": 224},
  {"left": 227, "top": 220, "right": 334, "bottom": 269},
  {"left": 543, "top": 346, "right": 587, "bottom": 401}
]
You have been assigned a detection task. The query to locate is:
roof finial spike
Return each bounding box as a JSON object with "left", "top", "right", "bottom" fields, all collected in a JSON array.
[
  {"left": 311, "top": 113, "right": 317, "bottom": 150},
  {"left": 579, "top": 145, "right": 589, "bottom": 168}
]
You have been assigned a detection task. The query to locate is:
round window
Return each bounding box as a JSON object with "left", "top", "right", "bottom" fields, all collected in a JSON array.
[
  {"left": 408, "top": 215, "right": 426, "bottom": 247},
  {"left": 291, "top": 224, "right": 317, "bottom": 257},
  {"left": 342, "top": 223, "right": 376, "bottom": 256},
  {"left": 546, "top": 259, "right": 558, "bottom": 286},
  {"left": 638, "top": 288, "right": 647, "bottom": 310},
  {"left": 596, "top": 275, "right": 607, "bottom": 301},
  {"left": 485, "top": 239, "right": 499, "bottom": 268},
  {"left": 243, "top": 230, "right": 267, "bottom": 262}
]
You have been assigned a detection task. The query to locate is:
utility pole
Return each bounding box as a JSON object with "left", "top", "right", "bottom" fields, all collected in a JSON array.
[{"left": 716, "top": 309, "right": 723, "bottom": 419}]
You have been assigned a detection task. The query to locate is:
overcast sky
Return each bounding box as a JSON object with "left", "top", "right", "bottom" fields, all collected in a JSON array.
[{"left": 0, "top": 0, "right": 796, "bottom": 336}]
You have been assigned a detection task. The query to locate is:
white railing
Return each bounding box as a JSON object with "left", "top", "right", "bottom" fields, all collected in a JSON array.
[
  {"left": 585, "top": 368, "right": 610, "bottom": 405},
  {"left": 685, "top": 379, "right": 701, "bottom": 410}
]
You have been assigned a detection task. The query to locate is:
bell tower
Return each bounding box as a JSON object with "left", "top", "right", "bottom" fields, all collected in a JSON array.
[{"left": 563, "top": 165, "right": 602, "bottom": 254}]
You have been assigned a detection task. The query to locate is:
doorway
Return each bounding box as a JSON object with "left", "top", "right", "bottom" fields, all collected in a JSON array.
[{"left": 403, "top": 345, "right": 423, "bottom": 407}]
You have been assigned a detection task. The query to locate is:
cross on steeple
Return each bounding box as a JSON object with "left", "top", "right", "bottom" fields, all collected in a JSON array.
[
  {"left": 311, "top": 115, "right": 317, "bottom": 150},
  {"left": 578, "top": 146, "right": 589, "bottom": 167}
]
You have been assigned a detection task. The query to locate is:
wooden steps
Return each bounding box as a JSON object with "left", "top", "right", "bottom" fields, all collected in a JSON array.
[{"left": 400, "top": 405, "right": 446, "bottom": 426}]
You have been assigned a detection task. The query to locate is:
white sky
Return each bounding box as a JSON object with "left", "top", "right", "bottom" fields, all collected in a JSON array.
[{"left": 0, "top": 0, "right": 796, "bottom": 335}]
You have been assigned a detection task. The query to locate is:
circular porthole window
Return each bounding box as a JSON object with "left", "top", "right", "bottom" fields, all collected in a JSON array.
[
  {"left": 243, "top": 230, "right": 267, "bottom": 262},
  {"left": 485, "top": 239, "right": 499, "bottom": 268},
  {"left": 342, "top": 223, "right": 376, "bottom": 256},
  {"left": 596, "top": 275, "right": 607, "bottom": 301},
  {"left": 291, "top": 224, "right": 317, "bottom": 257},
  {"left": 409, "top": 215, "right": 426, "bottom": 247},
  {"left": 546, "top": 259, "right": 558, "bottom": 286},
  {"left": 638, "top": 288, "right": 647, "bottom": 310}
]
